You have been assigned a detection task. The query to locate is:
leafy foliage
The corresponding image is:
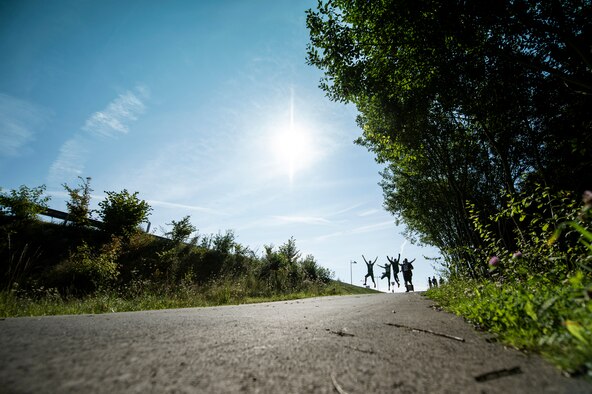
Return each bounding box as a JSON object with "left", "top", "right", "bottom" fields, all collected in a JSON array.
[
  {"left": 306, "top": 0, "right": 592, "bottom": 263},
  {"left": 459, "top": 186, "right": 592, "bottom": 282},
  {"left": 0, "top": 185, "right": 50, "bottom": 222},
  {"left": 165, "top": 215, "right": 196, "bottom": 244},
  {"left": 428, "top": 275, "right": 592, "bottom": 377},
  {"left": 63, "top": 176, "right": 93, "bottom": 227},
  {"left": 49, "top": 238, "right": 121, "bottom": 295},
  {"left": 308, "top": 5, "right": 591, "bottom": 373},
  {"left": 97, "top": 189, "right": 152, "bottom": 238},
  {"left": 0, "top": 180, "right": 339, "bottom": 313},
  {"left": 427, "top": 188, "right": 592, "bottom": 376}
]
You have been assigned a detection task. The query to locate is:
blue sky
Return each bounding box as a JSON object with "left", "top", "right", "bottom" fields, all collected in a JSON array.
[{"left": 0, "top": 0, "right": 441, "bottom": 291}]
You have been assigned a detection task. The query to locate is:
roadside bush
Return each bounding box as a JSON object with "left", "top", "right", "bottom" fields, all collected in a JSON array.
[
  {"left": 50, "top": 238, "right": 121, "bottom": 295},
  {"left": 116, "top": 231, "right": 165, "bottom": 281},
  {"left": 164, "top": 215, "right": 196, "bottom": 244},
  {"left": 97, "top": 189, "right": 152, "bottom": 238},
  {"left": 465, "top": 185, "right": 591, "bottom": 283},
  {"left": 302, "top": 254, "right": 333, "bottom": 283},
  {"left": 430, "top": 187, "right": 592, "bottom": 377},
  {"left": 428, "top": 275, "right": 592, "bottom": 377},
  {"left": 63, "top": 176, "right": 93, "bottom": 227},
  {"left": 257, "top": 239, "right": 334, "bottom": 293},
  {"left": 0, "top": 185, "right": 50, "bottom": 222}
]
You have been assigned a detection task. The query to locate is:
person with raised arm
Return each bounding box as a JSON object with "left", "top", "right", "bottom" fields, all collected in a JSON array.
[
  {"left": 362, "top": 255, "right": 377, "bottom": 288},
  {"left": 387, "top": 254, "right": 401, "bottom": 288},
  {"left": 401, "top": 257, "right": 416, "bottom": 292},
  {"left": 377, "top": 261, "right": 392, "bottom": 291}
]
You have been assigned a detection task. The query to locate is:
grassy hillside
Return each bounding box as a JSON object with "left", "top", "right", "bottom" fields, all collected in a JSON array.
[{"left": 0, "top": 216, "right": 376, "bottom": 317}]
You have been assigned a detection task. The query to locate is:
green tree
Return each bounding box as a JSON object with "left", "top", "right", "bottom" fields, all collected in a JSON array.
[
  {"left": 62, "top": 176, "right": 93, "bottom": 227},
  {"left": 301, "top": 254, "right": 333, "bottom": 283},
  {"left": 165, "top": 215, "right": 196, "bottom": 244},
  {"left": 306, "top": 0, "right": 592, "bottom": 267},
  {"left": 0, "top": 185, "right": 51, "bottom": 222},
  {"left": 97, "top": 189, "right": 152, "bottom": 238},
  {"left": 278, "top": 236, "right": 301, "bottom": 266}
]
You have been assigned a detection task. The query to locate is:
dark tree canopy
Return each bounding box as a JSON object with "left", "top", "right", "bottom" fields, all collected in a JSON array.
[{"left": 306, "top": 0, "right": 592, "bottom": 262}]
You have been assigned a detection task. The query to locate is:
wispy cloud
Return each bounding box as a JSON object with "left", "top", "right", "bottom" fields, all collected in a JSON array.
[
  {"left": 48, "top": 86, "right": 148, "bottom": 185},
  {"left": 358, "top": 209, "right": 379, "bottom": 217},
  {"left": 83, "top": 90, "right": 146, "bottom": 138},
  {"left": 315, "top": 220, "right": 393, "bottom": 241},
  {"left": 146, "top": 199, "right": 227, "bottom": 216},
  {"left": 48, "top": 136, "right": 89, "bottom": 183},
  {"left": 0, "top": 93, "right": 49, "bottom": 158},
  {"left": 271, "top": 215, "right": 331, "bottom": 225}
]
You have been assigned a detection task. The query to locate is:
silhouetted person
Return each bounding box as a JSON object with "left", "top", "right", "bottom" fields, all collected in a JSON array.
[
  {"left": 431, "top": 276, "right": 438, "bottom": 288},
  {"left": 362, "top": 255, "right": 377, "bottom": 288},
  {"left": 439, "top": 277, "right": 444, "bottom": 286},
  {"left": 378, "top": 262, "right": 391, "bottom": 291},
  {"left": 401, "top": 258, "right": 415, "bottom": 292},
  {"left": 428, "top": 277, "right": 432, "bottom": 289},
  {"left": 387, "top": 254, "right": 401, "bottom": 288}
]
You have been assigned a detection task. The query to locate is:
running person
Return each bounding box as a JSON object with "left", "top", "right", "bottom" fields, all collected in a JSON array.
[
  {"left": 362, "top": 255, "right": 377, "bottom": 288},
  {"left": 387, "top": 254, "right": 401, "bottom": 288}
]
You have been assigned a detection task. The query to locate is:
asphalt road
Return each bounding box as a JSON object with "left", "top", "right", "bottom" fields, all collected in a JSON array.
[{"left": 0, "top": 292, "right": 590, "bottom": 393}]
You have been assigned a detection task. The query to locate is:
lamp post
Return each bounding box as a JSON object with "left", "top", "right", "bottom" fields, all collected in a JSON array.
[{"left": 350, "top": 260, "right": 356, "bottom": 285}]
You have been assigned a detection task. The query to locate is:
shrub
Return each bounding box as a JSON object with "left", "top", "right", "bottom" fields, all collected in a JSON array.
[
  {"left": 302, "top": 255, "right": 333, "bottom": 283},
  {"left": 63, "top": 176, "right": 93, "bottom": 227},
  {"left": 97, "top": 189, "right": 152, "bottom": 238},
  {"left": 50, "top": 238, "right": 121, "bottom": 295},
  {"left": 0, "top": 185, "right": 50, "bottom": 222},
  {"left": 165, "top": 215, "right": 196, "bottom": 244},
  {"left": 464, "top": 185, "right": 591, "bottom": 283},
  {"left": 428, "top": 276, "right": 592, "bottom": 377}
]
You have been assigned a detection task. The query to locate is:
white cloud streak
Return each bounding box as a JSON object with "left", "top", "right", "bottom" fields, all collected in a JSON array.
[
  {"left": 271, "top": 215, "right": 331, "bottom": 225},
  {"left": 358, "top": 209, "right": 379, "bottom": 217},
  {"left": 315, "top": 220, "right": 394, "bottom": 241},
  {"left": 48, "top": 86, "right": 148, "bottom": 185},
  {"left": 82, "top": 90, "right": 146, "bottom": 138},
  {"left": 48, "top": 136, "right": 89, "bottom": 183},
  {"left": 146, "top": 199, "right": 227, "bottom": 216},
  {"left": 0, "top": 93, "right": 49, "bottom": 158}
]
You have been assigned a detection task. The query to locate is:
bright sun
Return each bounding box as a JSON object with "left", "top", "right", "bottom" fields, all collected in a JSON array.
[
  {"left": 267, "top": 89, "right": 319, "bottom": 183},
  {"left": 271, "top": 126, "right": 312, "bottom": 181}
]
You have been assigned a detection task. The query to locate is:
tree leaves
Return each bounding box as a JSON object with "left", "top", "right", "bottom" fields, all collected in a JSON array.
[{"left": 306, "top": 0, "right": 592, "bottom": 270}]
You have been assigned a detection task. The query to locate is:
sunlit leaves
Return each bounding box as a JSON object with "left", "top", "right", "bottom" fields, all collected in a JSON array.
[{"left": 0, "top": 185, "right": 50, "bottom": 221}]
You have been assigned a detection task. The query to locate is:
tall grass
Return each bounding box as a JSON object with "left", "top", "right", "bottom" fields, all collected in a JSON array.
[
  {"left": 1, "top": 217, "right": 360, "bottom": 317},
  {"left": 0, "top": 279, "right": 374, "bottom": 318}
]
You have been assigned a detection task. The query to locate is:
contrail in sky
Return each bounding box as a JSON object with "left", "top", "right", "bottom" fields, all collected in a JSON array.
[{"left": 400, "top": 239, "right": 407, "bottom": 256}]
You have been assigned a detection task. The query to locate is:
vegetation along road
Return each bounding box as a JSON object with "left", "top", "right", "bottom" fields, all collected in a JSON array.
[{"left": 1, "top": 292, "right": 590, "bottom": 394}]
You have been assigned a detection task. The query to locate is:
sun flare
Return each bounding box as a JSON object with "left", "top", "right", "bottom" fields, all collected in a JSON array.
[
  {"left": 271, "top": 126, "right": 313, "bottom": 182},
  {"left": 268, "top": 89, "right": 317, "bottom": 183}
]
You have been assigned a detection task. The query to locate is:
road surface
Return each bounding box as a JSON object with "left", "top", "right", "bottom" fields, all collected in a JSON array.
[{"left": 0, "top": 292, "right": 590, "bottom": 393}]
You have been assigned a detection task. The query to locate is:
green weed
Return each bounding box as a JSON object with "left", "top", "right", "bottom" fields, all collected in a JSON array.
[{"left": 427, "top": 276, "right": 592, "bottom": 378}]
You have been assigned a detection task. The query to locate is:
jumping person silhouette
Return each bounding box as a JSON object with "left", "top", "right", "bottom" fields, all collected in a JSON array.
[
  {"left": 377, "top": 262, "right": 391, "bottom": 291},
  {"left": 401, "top": 257, "right": 416, "bottom": 292},
  {"left": 387, "top": 254, "right": 401, "bottom": 288},
  {"left": 362, "top": 255, "right": 377, "bottom": 288}
]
